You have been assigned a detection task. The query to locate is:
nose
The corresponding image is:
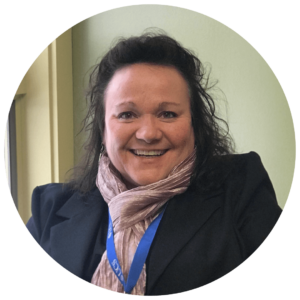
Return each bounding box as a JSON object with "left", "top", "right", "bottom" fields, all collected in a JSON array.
[{"left": 136, "top": 115, "right": 163, "bottom": 143}]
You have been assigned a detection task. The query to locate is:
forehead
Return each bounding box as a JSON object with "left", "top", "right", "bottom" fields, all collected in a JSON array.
[{"left": 104, "top": 63, "right": 190, "bottom": 106}]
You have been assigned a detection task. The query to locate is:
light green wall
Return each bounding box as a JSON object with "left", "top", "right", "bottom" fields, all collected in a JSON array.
[{"left": 72, "top": 5, "right": 295, "bottom": 209}]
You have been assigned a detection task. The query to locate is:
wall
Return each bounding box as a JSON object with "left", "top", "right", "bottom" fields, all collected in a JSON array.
[
  {"left": 14, "top": 29, "right": 74, "bottom": 223},
  {"left": 72, "top": 5, "right": 295, "bottom": 208}
]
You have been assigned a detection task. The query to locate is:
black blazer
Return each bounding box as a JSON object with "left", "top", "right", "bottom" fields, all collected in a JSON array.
[{"left": 26, "top": 152, "right": 282, "bottom": 295}]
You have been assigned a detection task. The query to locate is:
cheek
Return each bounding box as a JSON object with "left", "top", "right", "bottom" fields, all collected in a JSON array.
[
  {"left": 105, "top": 122, "right": 133, "bottom": 149},
  {"left": 170, "top": 123, "right": 194, "bottom": 147}
]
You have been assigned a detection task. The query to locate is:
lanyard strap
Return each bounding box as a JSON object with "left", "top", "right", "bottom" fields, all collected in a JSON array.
[{"left": 106, "top": 206, "right": 166, "bottom": 294}]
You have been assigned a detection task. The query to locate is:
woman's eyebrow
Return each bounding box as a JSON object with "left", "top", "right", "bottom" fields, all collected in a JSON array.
[
  {"left": 116, "top": 101, "right": 180, "bottom": 108},
  {"left": 116, "top": 101, "right": 136, "bottom": 108},
  {"left": 158, "top": 102, "right": 180, "bottom": 109}
]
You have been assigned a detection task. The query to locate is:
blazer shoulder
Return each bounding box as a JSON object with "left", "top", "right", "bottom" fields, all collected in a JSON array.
[
  {"left": 31, "top": 183, "right": 75, "bottom": 217},
  {"left": 26, "top": 183, "right": 101, "bottom": 244},
  {"left": 28, "top": 183, "right": 80, "bottom": 243},
  {"left": 224, "top": 151, "right": 272, "bottom": 189},
  {"left": 223, "top": 151, "right": 262, "bottom": 167}
]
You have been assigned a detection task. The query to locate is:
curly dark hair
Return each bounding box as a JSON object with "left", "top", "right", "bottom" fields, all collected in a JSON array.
[{"left": 67, "top": 32, "right": 235, "bottom": 194}]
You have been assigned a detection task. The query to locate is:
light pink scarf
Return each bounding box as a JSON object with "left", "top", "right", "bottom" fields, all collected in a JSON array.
[{"left": 91, "top": 150, "right": 196, "bottom": 294}]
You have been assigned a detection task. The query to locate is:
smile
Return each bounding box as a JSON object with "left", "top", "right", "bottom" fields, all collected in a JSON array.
[{"left": 131, "top": 150, "right": 168, "bottom": 157}]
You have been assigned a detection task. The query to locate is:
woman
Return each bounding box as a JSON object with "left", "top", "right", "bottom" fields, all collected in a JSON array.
[{"left": 26, "top": 33, "right": 282, "bottom": 295}]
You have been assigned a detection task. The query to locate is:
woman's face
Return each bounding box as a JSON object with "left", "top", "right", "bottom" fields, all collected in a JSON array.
[{"left": 103, "top": 63, "right": 195, "bottom": 188}]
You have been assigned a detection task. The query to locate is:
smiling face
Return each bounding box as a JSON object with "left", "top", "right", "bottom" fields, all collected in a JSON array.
[{"left": 103, "top": 63, "right": 195, "bottom": 188}]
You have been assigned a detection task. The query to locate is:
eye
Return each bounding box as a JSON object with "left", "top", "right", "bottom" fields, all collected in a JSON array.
[
  {"left": 118, "top": 112, "right": 135, "bottom": 119},
  {"left": 160, "top": 111, "right": 177, "bottom": 119}
]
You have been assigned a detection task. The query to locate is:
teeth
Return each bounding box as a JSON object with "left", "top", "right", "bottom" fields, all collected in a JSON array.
[{"left": 133, "top": 150, "right": 166, "bottom": 156}]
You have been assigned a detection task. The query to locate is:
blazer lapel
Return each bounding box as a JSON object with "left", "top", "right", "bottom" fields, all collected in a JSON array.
[
  {"left": 49, "top": 188, "right": 108, "bottom": 279},
  {"left": 146, "top": 188, "right": 223, "bottom": 294}
]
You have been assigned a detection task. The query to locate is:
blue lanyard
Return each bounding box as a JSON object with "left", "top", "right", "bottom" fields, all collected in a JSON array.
[{"left": 106, "top": 205, "right": 166, "bottom": 294}]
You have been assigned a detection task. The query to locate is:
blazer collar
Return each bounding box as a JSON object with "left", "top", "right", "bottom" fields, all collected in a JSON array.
[{"left": 56, "top": 187, "right": 103, "bottom": 219}]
